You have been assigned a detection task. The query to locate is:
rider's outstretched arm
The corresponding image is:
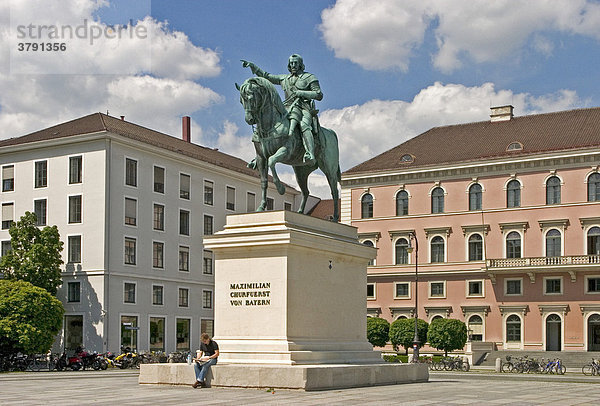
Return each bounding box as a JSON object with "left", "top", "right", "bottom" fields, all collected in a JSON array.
[{"left": 241, "top": 60, "right": 285, "bottom": 85}]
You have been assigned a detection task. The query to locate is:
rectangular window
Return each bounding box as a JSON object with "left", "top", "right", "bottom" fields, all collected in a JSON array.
[
  {"left": 152, "top": 242, "right": 164, "bottom": 269},
  {"left": 180, "top": 210, "right": 190, "bottom": 236},
  {"left": 545, "top": 278, "right": 562, "bottom": 294},
  {"left": 34, "top": 199, "right": 47, "bottom": 226},
  {"left": 2, "top": 165, "right": 14, "bottom": 192},
  {"left": 124, "top": 238, "right": 136, "bottom": 265},
  {"left": 284, "top": 202, "right": 292, "bottom": 211},
  {"left": 124, "top": 282, "right": 136, "bottom": 304},
  {"left": 69, "top": 156, "right": 82, "bottom": 184},
  {"left": 149, "top": 317, "right": 165, "bottom": 352},
  {"left": 67, "top": 282, "right": 80, "bottom": 303},
  {"left": 153, "top": 204, "right": 164, "bottom": 231},
  {"left": 125, "top": 158, "right": 137, "bottom": 187},
  {"left": 2, "top": 203, "right": 14, "bottom": 230},
  {"left": 467, "top": 280, "right": 483, "bottom": 297},
  {"left": 203, "top": 214, "right": 213, "bottom": 236},
  {"left": 68, "top": 235, "right": 82, "bottom": 263},
  {"left": 587, "top": 277, "right": 600, "bottom": 293},
  {"left": 180, "top": 173, "right": 190, "bottom": 200},
  {"left": 204, "top": 180, "right": 214, "bottom": 205},
  {"left": 203, "top": 290, "right": 212, "bottom": 309},
  {"left": 178, "top": 288, "right": 189, "bottom": 307},
  {"left": 124, "top": 198, "right": 136, "bottom": 226},
  {"left": 247, "top": 192, "right": 255, "bottom": 212},
  {"left": 153, "top": 166, "right": 165, "bottom": 193},
  {"left": 1, "top": 241, "right": 12, "bottom": 257},
  {"left": 429, "top": 281, "right": 445, "bottom": 298},
  {"left": 152, "top": 285, "right": 164, "bottom": 305},
  {"left": 179, "top": 246, "right": 189, "bottom": 272},
  {"left": 120, "top": 315, "right": 138, "bottom": 351},
  {"left": 201, "top": 319, "right": 214, "bottom": 337},
  {"left": 266, "top": 197, "right": 274, "bottom": 211},
  {"left": 226, "top": 186, "right": 235, "bottom": 211},
  {"left": 203, "top": 250, "right": 213, "bottom": 275},
  {"left": 395, "top": 282, "right": 410, "bottom": 298},
  {"left": 176, "top": 318, "right": 190, "bottom": 351},
  {"left": 34, "top": 161, "right": 47, "bottom": 188},
  {"left": 68, "top": 195, "right": 82, "bottom": 223},
  {"left": 505, "top": 279, "right": 522, "bottom": 295},
  {"left": 367, "top": 283, "right": 375, "bottom": 299}
]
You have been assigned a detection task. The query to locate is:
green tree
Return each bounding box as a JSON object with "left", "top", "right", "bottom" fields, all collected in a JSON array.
[
  {"left": 0, "top": 211, "right": 64, "bottom": 295},
  {"left": 389, "top": 318, "right": 428, "bottom": 355},
  {"left": 427, "top": 318, "right": 468, "bottom": 356},
  {"left": 0, "top": 280, "right": 64, "bottom": 355},
  {"left": 366, "top": 317, "right": 390, "bottom": 348}
]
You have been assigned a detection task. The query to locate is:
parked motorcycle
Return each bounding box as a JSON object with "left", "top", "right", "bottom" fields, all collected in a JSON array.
[
  {"left": 76, "top": 347, "right": 103, "bottom": 370},
  {"left": 56, "top": 351, "right": 83, "bottom": 371}
]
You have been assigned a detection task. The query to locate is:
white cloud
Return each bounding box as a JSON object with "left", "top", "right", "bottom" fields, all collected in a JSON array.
[
  {"left": 215, "top": 120, "right": 255, "bottom": 162},
  {"left": 319, "top": 0, "right": 600, "bottom": 73},
  {"left": 320, "top": 82, "right": 584, "bottom": 170},
  {"left": 0, "top": 0, "right": 222, "bottom": 140}
]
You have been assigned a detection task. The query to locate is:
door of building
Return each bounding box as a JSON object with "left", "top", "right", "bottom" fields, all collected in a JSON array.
[
  {"left": 64, "top": 315, "right": 83, "bottom": 352},
  {"left": 545, "top": 314, "right": 561, "bottom": 351},
  {"left": 589, "top": 314, "right": 600, "bottom": 351}
]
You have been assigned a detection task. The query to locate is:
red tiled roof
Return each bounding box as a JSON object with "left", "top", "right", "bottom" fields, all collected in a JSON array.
[
  {"left": 308, "top": 199, "right": 339, "bottom": 221},
  {"left": 344, "top": 107, "right": 600, "bottom": 175},
  {"left": 0, "top": 113, "right": 294, "bottom": 189}
]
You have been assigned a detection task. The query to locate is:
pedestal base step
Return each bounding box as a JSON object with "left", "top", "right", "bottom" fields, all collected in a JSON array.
[{"left": 139, "top": 363, "right": 428, "bottom": 391}]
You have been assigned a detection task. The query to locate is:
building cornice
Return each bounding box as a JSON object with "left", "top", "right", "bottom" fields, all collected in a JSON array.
[
  {"left": 538, "top": 304, "right": 569, "bottom": 316},
  {"left": 498, "top": 221, "right": 529, "bottom": 233},
  {"left": 461, "top": 224, "right": 490, "bottom": 236},
  {"left": 579, "top": 217, "right": 600, "bottom": 229},
  {"left": 358, "top": 232, "right": 382, "bottom": 242},
  {"left": 461, "top": 305, "right": 491, "bottom": 317},
  {"left": 341, "top": 149, "right": 600, "bottom": 188},
  {"left": 538, "top": 219, "right": 569, "bottom": 231},
  {"left": 498, "top": 305, "right": 529, "bottom": 316}
]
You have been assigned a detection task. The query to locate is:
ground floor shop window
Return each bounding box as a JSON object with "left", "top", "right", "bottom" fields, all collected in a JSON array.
[
  {"left": 201, "top": 319, "right": 214, "bottom": 338},
  {"left": 176, "top": 318, "right": 190, "bottom": 351},
  {"left": 121, "top": 315, "right": 138, "bottom": 351},
  {"left": 64, "top": 315, "right": 83, "bottom": 351},
  {"left": 149, "top": 317, "right": 165, "bottom": 352}
]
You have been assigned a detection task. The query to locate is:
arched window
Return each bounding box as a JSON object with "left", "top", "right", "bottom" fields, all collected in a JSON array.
[
  {"left": 361, "top": 194, "right": 373, "bottom": 219},
  {"left": 469, "top": 184, "right": 482, "bottom": 211},
  {"left": 588, "top": 227, "right": 600, "bottom": 255},
  {"left": 589, "top": 173, "right": 600, "bottom": 202},
  {"left": 507, "top": 180, "right": 521, "bottom": 208},
  {"left": 431, "top": 236, "right": 445, "bottom": 263},
  {"left": 431, "top": 315, "right": 444, "bottom": 322},
  {"left": 546, "top": 176, "right": 561, "bottom": 205},
  {"left": 468, "top": 234, "right": 483, "bottom": 261},
  {"left": 468, "top": 315, "right": 483, "bottom": 341},
  {"left": 506, "top": 315, "right": 521, "bottom": 342},
  {"left": 546, "top": 229, "right": 562, "bottom": 257},
  {"left": 396, "top": 190, "right": 409, "bottom": 216},
  {"left": 431, "top": 187, "right": 444, "bottom": 213},
  {"left": 362, "top": 240, "right": 375, "bottom": 266},
  {"left": 506, "top": 231, "right": 521, "bottom": 258},
  {"left": 395, "top": 238, "right": 409, "bottom": 265}
]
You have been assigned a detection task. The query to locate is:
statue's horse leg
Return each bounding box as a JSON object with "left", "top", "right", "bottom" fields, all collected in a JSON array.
[
  {"left": 292, "top": 163, "right": 316, "bottom": 214},
  {"left": 267, "top": 145, "right": 291, "bottom": 195},
  {"left": 255, "top": 153, "right": 269, "bottom": 211},
  {"left": 315, "top": 127, "right": 341, "bottom": 222}
]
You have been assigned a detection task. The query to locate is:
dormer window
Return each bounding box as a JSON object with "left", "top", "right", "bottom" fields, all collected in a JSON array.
[
  {"left": 506, "top": 142, "right": 523, "bottom": 152},
  {"left": 400, "top": 154, "right": 414, "bottom": 163}
]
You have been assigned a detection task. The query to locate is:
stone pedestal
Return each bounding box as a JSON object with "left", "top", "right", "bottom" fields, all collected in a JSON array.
[{"left": 203, "top": 211, "right": 381, "bottom": 365}]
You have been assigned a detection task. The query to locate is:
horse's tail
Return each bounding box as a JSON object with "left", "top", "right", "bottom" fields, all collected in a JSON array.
[{"left": 337, "top": 165, "right": 341, "bottom": 182}]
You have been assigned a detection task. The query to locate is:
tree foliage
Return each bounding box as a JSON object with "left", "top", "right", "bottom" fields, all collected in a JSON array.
[
  {"left": 0, "top": 211, "right": 64, "bottom": 295},
  {"left": 427, "top": 318, "right": 468, "bottom": 356},
  {"left": 389, "top": 318, "right": 428, "bottom": 354},
  {"left": 366, "top": 317, "right": 390, "bottom": 348},
  {"left": 0, "top": 279, "right": 64, "bottom": 355}
]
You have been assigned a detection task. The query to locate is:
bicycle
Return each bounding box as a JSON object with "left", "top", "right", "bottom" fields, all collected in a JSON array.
[{"left": 582, "top": 358, "right": 600, "bottom": 376}]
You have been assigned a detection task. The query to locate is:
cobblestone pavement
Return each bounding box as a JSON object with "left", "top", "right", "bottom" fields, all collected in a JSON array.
[{"left": 0, "top": 370, "right": 599, "bottom": 405}]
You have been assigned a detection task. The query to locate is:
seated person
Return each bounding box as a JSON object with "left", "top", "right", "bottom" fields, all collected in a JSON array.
[{"left": 192, "top": 333, "right": 219, "bottom": 388}]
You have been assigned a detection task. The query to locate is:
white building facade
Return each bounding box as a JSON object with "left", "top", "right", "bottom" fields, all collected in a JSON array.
[{"left": 0, "top": 113, "right": 299, "bottom": 354}]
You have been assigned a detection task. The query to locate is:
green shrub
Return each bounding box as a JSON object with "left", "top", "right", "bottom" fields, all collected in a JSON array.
[
  {"left": 0, "top": 279, "right": 64, "bottom": 355},
  {"left": 389, "top": 318, "right": 428, "bottom": 354},
  {"left": 366, "top": 317, "right": 390, "bottom": 347},
  {"left": 427, "top": 318, "right": 468, "bottom": 356}
]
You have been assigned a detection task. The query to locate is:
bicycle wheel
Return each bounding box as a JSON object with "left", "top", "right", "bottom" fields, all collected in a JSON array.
[
  {"left": 501, "top": 362, "right": 513, "bottom": 373},
  {"left": 582, "top": 365, "right": 593, "bottom": 376},
  {"left": 461, "top": 362, "right": 470, "bottom": 372},
  {"left": 31, "top": 360, "right": 44, "bottom": 372},
  {"left": 557, "top": 365, "right": 566, "bottom": 375}
]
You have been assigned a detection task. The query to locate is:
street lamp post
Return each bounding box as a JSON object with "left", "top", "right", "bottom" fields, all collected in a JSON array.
[{"left": 406, "top": 231, "right": 419, "bottom": 362}]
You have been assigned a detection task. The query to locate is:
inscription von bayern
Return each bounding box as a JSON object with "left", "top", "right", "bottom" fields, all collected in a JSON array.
[{"left": 229, "top": 282, "right": 271, "bottom": 306}]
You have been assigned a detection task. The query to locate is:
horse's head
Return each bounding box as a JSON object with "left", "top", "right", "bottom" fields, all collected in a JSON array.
[{"left": 237, "top": 77, "right": 286, "bottom": 126}]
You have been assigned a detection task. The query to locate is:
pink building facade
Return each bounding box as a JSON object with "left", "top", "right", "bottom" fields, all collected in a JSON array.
[{"left": 341, "top": 106, "right": 600, "bottom": 352}]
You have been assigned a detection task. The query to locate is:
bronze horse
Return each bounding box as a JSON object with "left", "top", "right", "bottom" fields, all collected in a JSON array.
[{"left": 237, "top": 77, "right": 340, "bottom": 221}]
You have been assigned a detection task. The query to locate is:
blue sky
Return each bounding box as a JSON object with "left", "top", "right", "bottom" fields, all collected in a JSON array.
[{"left": 2, "top": 0, "right": 600, "bottom": 196}]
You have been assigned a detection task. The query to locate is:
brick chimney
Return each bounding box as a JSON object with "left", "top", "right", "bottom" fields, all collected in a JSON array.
[
  {"left": 182, "top": 116, "right": 191, "bottom": 142},
  {"left": 490, "top": 105, "right": 514, "bottom": 122}
]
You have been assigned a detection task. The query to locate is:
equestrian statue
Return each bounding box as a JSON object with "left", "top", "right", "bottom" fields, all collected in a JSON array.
[{"left": 238, "top": 54, "right": 341, "bottom": 221}]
